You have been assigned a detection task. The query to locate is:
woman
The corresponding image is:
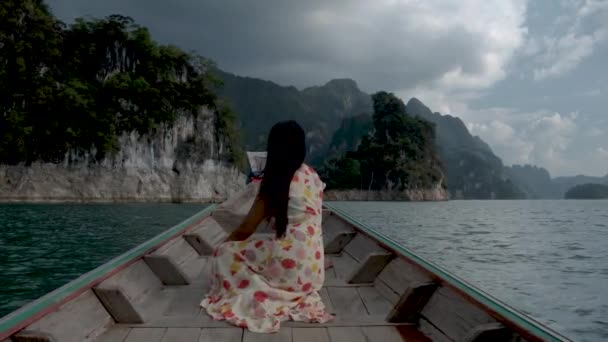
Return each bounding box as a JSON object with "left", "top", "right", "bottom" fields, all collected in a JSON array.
[{"left": 201, "top": 121, "right": 333, "bottom": 333}]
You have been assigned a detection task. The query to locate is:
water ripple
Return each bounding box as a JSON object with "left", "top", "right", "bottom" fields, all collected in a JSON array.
[
  {"left": 331, "top": 199, "right": 608, "bottom": 342},
  {"left": 0, "top": 203, "right": 205, "bottom": 317}
]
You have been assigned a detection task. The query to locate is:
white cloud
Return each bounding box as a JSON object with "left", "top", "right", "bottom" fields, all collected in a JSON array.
[
  {"left": 533, "top": 30, "right": 605, "bottom": 80},
  {"left": 597, "top": 146, "right": 608, "bottom": 159},
  {"left": 466, "top": 107, "right": 608, "bottom": 176},
  {"left": 577, "top": 88, "right": 602, "bottom": 96},
  {"left": 529, "top": 0, "right": 608, "bottom": 80},
  {"left": 579, "top": 0, "right": 608, "bottom": 17}
]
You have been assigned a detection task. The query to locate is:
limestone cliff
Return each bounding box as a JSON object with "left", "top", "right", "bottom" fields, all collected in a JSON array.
[{"left": 0, "top": 109, "right": 245, "bottom": 202}]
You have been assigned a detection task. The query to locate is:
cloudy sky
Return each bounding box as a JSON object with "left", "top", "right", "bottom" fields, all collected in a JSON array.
[{"left": 46, "top": 0, "right": 608, "bottom": 177}]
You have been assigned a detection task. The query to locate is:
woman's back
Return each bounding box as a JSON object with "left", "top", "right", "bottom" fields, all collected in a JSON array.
[
  {"left": 288, "top": 164, "right": 324, "bottom": 226},
  {"left": 201, "top": 122, "right": 333, "bottom": 333}
]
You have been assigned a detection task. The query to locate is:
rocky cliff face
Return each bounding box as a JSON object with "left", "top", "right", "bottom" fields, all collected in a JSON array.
[{"left": 0, "top": 109, "right": 245, "bottom": 202}]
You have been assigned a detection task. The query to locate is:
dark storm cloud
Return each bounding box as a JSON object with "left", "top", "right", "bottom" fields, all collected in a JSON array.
[{"left": 45, "top": 0, "right": 523, "bottom": 91}]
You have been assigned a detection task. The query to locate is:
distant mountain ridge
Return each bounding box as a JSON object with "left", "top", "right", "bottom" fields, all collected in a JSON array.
[
  {"left": 404, "top": 98, "right": 523, "bottom": 199},
  {"left": 505, "top": 165, "right": 608, "bottom": 198},
  {"left": 213, "top": 71, "right": 604, "bottom": 199},
  {"left": 212, "top": 69, "right": 371, "bottom": 162},
  {"left": 565, "top": 183, "right": 608, "bottom": 199}
]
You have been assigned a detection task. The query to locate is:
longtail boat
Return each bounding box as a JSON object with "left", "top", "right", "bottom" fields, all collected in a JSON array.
[{"left": 0, "top": 184, "right": 571, "bottom": 341}]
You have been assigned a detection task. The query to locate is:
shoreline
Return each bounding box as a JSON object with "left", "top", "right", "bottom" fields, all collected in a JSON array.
[
  {"left": 0, "top": 197, "right": 223, "bottom": 204},
  {"left": 324, "top": 188, "right": 449, "bottom": 201}
]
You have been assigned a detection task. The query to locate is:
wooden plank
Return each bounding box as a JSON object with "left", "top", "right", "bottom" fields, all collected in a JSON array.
[
  {"left": 126, "top": 314, "right": 408, "bottom": 328},
  {"left": 327, "top": 327, "right": 368, "bottom": 342},
  {"left": 323, "top": 215, "right": 356, "bottom": 255},
  {"left": 361, "top": 327, "right": 405, "bottom": 342},
  {"left": 419, "top": 318, "right": 452, "bottom": 342},
  {"left": 387, "top": 283, "right": 438, "bottom": 323},
  {"left": 331, "top": 254, "right": 359, "bottom": 281},
  {"left": 343, "top": 234, "right": 388, "bottom": 263},
  {"left": 420, "top": 286, "right": 496, "bottom": 342},
  {"left": 164, "top": 288, "right": 203, "bottom": 316},
  {"left": 327, "top": 287, "right": 366, "bottom": 316},
  {"left": 324, "top": 232, "right": 356, "bottom": 255},
  {"left": 184, "top": 233, "right": 213, "bottom": 255},
  {"left": 323, "top": 262, "right": 338, "bottom": 284},
  {"left": 463, "top": 323, "right": 512, "bottom": 342},
  {"left": 154, "top": 238, "right": 198, "bottom": 266},
  {"left": 26, "top": 290, "right": 113, "bottom": 342},
  {"left": 320, "top": 288, "right": 335, "bottom": 315},
  {"left": 185, "top": 218, "right": 228, "bottom": 254},
  {"left": 198, "top": 328, "right": 243, "bottom": 342},
  {"left": 377, "top": 258, "right": 432, "bottom": 296},
  {"left": 292, "top": 328, "right": 329, "bottom": 342},
  {"left": 143, "top": 255, "right": 189, "bottom": 286},
  {"left": 97, "top": 260, "right": 163, "bottom": 304},
  {"left": 285, "top": 315, "right": 410, "bottom": 328},
  {"left": 394, "top": 325, "right": 434, "bottom": 342},
  {"left": 11, "top": 331, "right": 57, "bottom": 342},
  {"left": 124, "top": 328, "right": 166, "bottom": 342},
  {"left": 93, "top": 287, "right": 144, "bottom": 323},
  {"left": 243, "top": 328, "right": 292, "bottom": 342},
  {"left": 136, "top": 287, "right": 174, "bottom": 321},
  {"left": 357, "top": 286, "right": 392, "bottom": 315},
  {"left": 374, "top": 278, "right": 400, "bottom": 305},
  {"left": 348, "top": 253, "right": 393, "bottom": 284},
  {"left": 184, "top": 234, "right": 215, "bottom": 255},
  {"left": 161, "top": 328, "right": 201, "bottom": 342},
  {"left": 179, "top": 254, "right": 208, "bottom": 284},
  {"left": 95, "top": 327, "right": 131, "bottom": 342}
]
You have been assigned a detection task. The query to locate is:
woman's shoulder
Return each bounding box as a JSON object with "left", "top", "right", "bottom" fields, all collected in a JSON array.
[
  {"left": 298, "top": 163, "right": 320, "bottom": 178},
  {"left": 296, "top": 164, "right": 325, "bottom": 189}
]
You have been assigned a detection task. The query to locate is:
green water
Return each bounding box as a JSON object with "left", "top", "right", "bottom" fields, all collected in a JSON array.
[{"left": 0, "top": 203, "right": 205, "bottom": 317}]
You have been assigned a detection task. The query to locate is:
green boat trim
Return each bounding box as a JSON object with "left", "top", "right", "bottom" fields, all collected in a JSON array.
[
  {"left": 324, "top": 202, "right": 571, "bottom": 342},
  {"left": 0, "top": 204, "right": 216, "bottom": 339}
]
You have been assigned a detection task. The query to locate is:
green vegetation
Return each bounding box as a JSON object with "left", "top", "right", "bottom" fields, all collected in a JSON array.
[
  {"left": 321, "top": 96, "right": 525, "bottom": 199},
  {"left": 404, "top": 98, "right": 525, "bottom": 199},
  {"left": 319, "top": 92, "right": 445, "bottom": 191},
  {"left": 0, "top": 0, "right": 242, "bottom": 166},
  {"left": 212, "top": 71, "right": 371, "bottom": 163},
  {"left": 565, "top": 183, "right": 608, "bottom": 199}
]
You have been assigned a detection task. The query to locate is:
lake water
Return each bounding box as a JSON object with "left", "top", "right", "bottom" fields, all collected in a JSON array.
[
  {"left": 0, "top": 203, "right": 205, "bottom": 317},
  {"left": 0, "top": 201, "right": 606, "bottom": 341},
  {"left": 330, "top": 200, "right": 608, "bottom": 342}
]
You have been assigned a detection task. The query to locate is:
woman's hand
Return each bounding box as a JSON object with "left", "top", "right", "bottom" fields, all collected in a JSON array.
[
  {"left": 226, "top": 229, "right": 252, "bottom": 242},
  {"left": 225, "top": 196, "right": 267, "bottom": 242}
]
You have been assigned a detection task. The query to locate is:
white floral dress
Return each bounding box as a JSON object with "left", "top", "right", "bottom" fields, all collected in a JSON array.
[{"left": 200, "top": 164, "right": 333, "bottom": 333}]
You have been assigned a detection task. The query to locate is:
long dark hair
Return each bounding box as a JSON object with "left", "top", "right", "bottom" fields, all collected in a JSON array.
[{"left": 259, "top": 121, "right": 306, "bottom": 238}]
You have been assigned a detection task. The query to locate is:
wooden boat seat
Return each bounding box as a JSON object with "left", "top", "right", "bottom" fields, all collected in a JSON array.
[{"left": 1, "top": 201, "right": 571, "bottom": 342}]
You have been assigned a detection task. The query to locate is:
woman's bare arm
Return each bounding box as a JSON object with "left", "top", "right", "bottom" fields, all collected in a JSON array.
[{"left": 226, "top": 196, "right": 267, "bottom": 241}]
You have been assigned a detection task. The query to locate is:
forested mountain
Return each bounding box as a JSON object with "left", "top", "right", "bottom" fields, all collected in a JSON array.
[
  {"left": 404, "top": 99, "right": 523, "bottom": 199},
  {"left": 0, "top": 0, "right": 242, "bottom": 166},
  {"left": 8, "top": 0, "right": 602, "bottom": 201},
  {"left": 212, "top": 70, "right": 371, "bottom": 163},
  {"left": 565, "top": 183, "right": 608, "bottom": 199},
  {"left": 319, "top": 92, "right": 445, "bottom": 192},
  {"left": 504, "top": 165, "right": 561, "bottom": 199},
  {"left": 317, "top": 96, "right": 524, "bottom": 199},
  {"left": 503, "top": 165, "right": 608, "bottom": 199},
  {"left": 553, "top": 174, "right": 608, "bottom": 196}
]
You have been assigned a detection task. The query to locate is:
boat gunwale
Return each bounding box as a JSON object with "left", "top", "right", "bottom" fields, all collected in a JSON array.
[
  {"left": 0, "top": 204, "right": 217, "bottom": 340},
  {"left": 324, "top": 203, "right": 571, "bottom": 342}
]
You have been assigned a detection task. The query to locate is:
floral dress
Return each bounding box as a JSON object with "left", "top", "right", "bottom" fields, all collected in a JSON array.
[{"left": 200, "top": 164, "right": 333, "bottom": 333}]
